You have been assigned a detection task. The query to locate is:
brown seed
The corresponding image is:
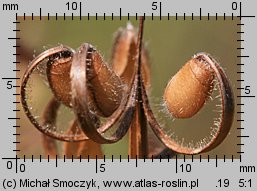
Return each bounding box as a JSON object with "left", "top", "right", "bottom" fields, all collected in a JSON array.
[
  {"left": 86, "top": 46, "right": 123, "bottom": 117},
  {"left": 47, "top": 44, "right": 123, "bottom": 117},
  {"left": 111, "top": 23, "right": 151, "bottom": 89},
  {"left": 163, "top": 54, "right": 215, "bottom": 118},
  {"left": 47, "top": 56, "right": 73, "bottom": 107}
]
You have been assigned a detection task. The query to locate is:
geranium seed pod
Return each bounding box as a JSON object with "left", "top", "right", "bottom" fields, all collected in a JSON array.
[
  {"left": 47, "top": 44, "right": 123, "bottom": 117},
  {"left": 111, "top": 23, "right": 151, "bottom": 89},
  {"left": 47, "top": 52, "right": 73, "bottom": 107},
  {"left": 85, "top": 44, "right": 123, "bottom": 117},
  {"left": 163, "top": 54, "right": 215, "bottom": 119}
]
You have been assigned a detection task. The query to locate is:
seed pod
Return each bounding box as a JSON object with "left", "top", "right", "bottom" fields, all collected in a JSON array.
[
  {"left": 47, "top": 44, "right": 123, "bottom": 117},
  {"left": 47, "top": 55, "right": 73, "bottom": 107},
  {"left": 86, "top": 45, "right": 123, "bottom": 117},
  {"left": 163, "top": 54, "right": 215, "bottom": 118},
  {"left": 111, "top": 23, "right": 151, "bottom": 89}
]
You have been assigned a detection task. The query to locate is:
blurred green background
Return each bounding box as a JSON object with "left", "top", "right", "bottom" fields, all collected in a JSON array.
[{"left": 17, "top": 16, "right": 240, "bottom": 158}]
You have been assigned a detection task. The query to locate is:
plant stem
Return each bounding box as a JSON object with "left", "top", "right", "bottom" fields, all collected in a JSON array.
[{"left": 129, "top": 16, "right": 148, "bottom": 159}]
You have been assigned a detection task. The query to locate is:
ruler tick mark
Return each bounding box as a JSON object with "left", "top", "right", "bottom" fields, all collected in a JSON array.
[
  {"left": 159, "top": 2, "right": 162, "bottom": 20},
  {"left": 2, "top": 77, "right": 20, "bottom": 79},
  {"left": 237, "top": 95, "right": 255, "bottom": 98},
  {"left": 79, "top": 2, "right": 82, "bottom": 20},
  {"left": 120, "top": 8, "right": 122, "bottom": 20},
  {"left": 237, "top": 55, "right": 249, "bottom": 58},
  {"left": 200, "top": 8, "right": 201, "bottom": 20},
  {"left": 237, "top": 135, "right": 249, "bottom": 138},
  {"left": 8, "top": 37, "right": 20, "bottom": 40}
]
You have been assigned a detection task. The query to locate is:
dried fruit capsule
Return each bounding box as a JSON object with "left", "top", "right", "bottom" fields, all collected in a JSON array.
[
  {"left": 163, "top": 54, "right": 215, "bottom": 118},
  {"left": 47, "top": 53, "right": 73, "bottom": 107},
  {"left": 111, "top": 23, "right": 150, "bottom": 88},
  {"left": 47, "top": 44, "right": 123, "bottom": 117},
  {"left": 86, "top": 45, "right": 123, "bottom": 117}
]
